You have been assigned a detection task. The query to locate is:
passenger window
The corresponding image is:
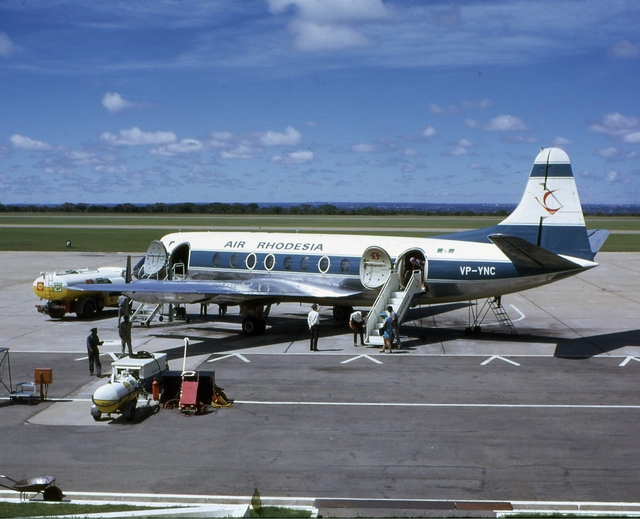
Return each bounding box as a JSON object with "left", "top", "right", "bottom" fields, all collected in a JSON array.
[
  {"left": 283, "top": 256, "right": 293, "bottom": 270},
  {"left": 340, "top": 258, "right": 350, "bottom": 272},
  {"left": 264, "top": 254, "right": 275, "bottom": 270},
  {"left": 246, "top": 253, "right": 257, "bottom": 270},
  {"left": 300, "top": 256, "right": 310, "bottom": 271},
  {"left": 212, "top": 252, "right": 221, "bottom": 267},
  {"left": 229, "top": 253, "right": 238, "bottom": 268},
  {"left": 318, "top": 256, "right": 330, "bottom": 273}
]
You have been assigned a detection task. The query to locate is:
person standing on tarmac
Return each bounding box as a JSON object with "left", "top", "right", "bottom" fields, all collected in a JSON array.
[
  {"left": 119, "top": 315, "right": 133, "bottom": 358},
  {"left": 308, "top": 304, "right": 320, "bottom": 351},
  {"left": 350, "top": 309, "right": 365, "bottom": 347},
  {"left": 87, "top": 327, "right": 104, "bottom": 377},
  {"left": 387, "top": 305, "right": 401, "bottom": 350}
]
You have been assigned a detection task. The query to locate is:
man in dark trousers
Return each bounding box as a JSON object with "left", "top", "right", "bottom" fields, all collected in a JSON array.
[
  {"left": 119, "top": 315, "right": 133, "bottom": 358},
  {"left": 307, "top": 304, "right": 320, "bottom": 351},
  {"left": 86, "top": 327, "right": 104, "bottom": 377}
]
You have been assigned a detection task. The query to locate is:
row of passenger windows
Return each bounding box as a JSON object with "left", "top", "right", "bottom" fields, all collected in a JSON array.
[{"left": 211, "top": 252, "right": 352, "bottom": 273}]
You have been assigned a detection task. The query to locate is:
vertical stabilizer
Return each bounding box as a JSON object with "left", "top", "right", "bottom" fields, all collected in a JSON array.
[{"left": 498, "top": 148, "right": 594, "bottom": 260}]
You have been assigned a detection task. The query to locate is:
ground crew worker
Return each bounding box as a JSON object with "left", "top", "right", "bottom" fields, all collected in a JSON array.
[
  {"left": 86, "top": 327, "right": 104, "bottom": 377},
  {"left": 119, "top": 315, "right": 133, "bottom": 358}
]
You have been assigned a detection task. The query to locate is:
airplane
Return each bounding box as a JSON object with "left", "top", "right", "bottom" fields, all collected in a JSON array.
[{"left": 68, "top": 148, "right": 609, "bottom": 341}]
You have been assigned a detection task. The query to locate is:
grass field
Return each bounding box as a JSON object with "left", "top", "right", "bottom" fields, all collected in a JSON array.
[{"left": 0, "top": 213, "right": 638, "bottom": 252}]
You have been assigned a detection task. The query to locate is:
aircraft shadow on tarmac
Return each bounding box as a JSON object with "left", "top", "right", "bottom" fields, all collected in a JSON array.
[{"left": 139, "top": 304, "right": 639, "bottom": 361}]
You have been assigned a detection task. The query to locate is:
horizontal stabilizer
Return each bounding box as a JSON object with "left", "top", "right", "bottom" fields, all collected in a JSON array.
[
  {"left": 489, "top": 234, "right": 580, "bottom": 270},
  {"left": 587, "top": 229, "right": 610, "bottom": 254}
]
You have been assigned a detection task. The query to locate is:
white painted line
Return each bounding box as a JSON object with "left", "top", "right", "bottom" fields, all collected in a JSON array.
[
  {"left": 340, "top": 355, "right": 383, "bottom": 365},
  {"left": 481, "top": 355, "right": 520, "bottom": 366},
  {"left": 509, "top": 304, "right": 525, "bottom": 322},
  {"left": 620, "top": 356, "right": 640, "bottom": 366},
  {"left": 234, "top": 401, "right": 640, "bottom": 409},
  {"left": 207, "top": 353, "right": 250, "bottom": 363}
]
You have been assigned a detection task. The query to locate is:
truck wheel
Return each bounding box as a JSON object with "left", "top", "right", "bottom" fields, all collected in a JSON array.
[
  {"left": 77, "top": 298, "right": 97, "bottom": 319},
  {"left": 48, "top": 309, "right": 66, "bottom": 319}
]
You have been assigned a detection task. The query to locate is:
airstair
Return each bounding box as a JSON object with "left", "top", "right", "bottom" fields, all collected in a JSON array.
[
  {"left": 364, "top": 269, "right": 423, "bottom": 346},
  {"left": 467, "top": 296, "right": 518, "bottom": 335},
  {"left": 130, "top": 261, "right": 187, "bottom": 327}
]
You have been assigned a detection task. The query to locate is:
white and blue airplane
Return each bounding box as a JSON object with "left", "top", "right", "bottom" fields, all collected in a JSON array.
[{"left": 70, "top": 148, "right": 608, "bottom": 338}]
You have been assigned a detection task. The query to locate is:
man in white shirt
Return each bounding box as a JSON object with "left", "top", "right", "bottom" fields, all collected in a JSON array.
[
  {"left": 350, "top": 309, "right": 365, "bottom": 347},
  {"left": 307, "top": 304, "right": 320, "bottom": 351}
]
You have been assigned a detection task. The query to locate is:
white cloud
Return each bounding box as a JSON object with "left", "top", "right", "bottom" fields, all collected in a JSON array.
[
  {"left": 10, "top": 134, "right": 53, "bottom": 151},
  {"left": 268, "top": 0, "right": 389, "bottom": 51},
  {"left": 0, "top": 32, "right": 18, "bottom": 57},
  {"left": 271, "top": 149, "right": 315, "bottom": 165},
  {"left": 609, "top": 40, "right": 639, "bottom": 59},
  {"left": 553, "top": 136, "right": 574, "bottom": 146},
  {"left": 597, "top": 147, "right": 619, "bottom": 158},
  {"left": 422, "top": 126, "right": 437, "bottom": 138},
  {"left": 259, "top": 126, "right": 302, "bottom": 146},
  {"left": 100, "top": 127, "right": 177, "bottom": 146},
  {"left": 606, "top": 170, "right": 619, "bottom": 182},
  {"left": 102, "top": 92, "right": 135, "bottom": 113},
  {"left": 589, "top": 112, "right": 639, "bottom": 135},
  {"left": 352, "top": 143, "right": 376, "bottom": 153},
  {"left": 151, "top": 139, "right": 204, "bottom": 156},
  {"left": 485, "top": 115, "right": 527, "bottom": 131},
  {"left": 220, "top": 143, "right": 256, "bottom": 159},
  {"left": 445, "top": 138, "right": 474, "bottom": 156},
  {"left": 404, "top": 148, "right": 418, "bottom": 157},
  {"left": 623, "top": 131, "right": 640, "bottom": 144}
]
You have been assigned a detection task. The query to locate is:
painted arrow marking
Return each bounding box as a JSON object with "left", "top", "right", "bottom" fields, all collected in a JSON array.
[
  {"left": 481, "top": 355, "right": 520, "bottom": 366},
  {"left": 207, "top": 353, "right": 250, "bottom": 363},
  {"left": 341, "top": 354, "right": 383, "bottom": 365},
  {"left": 620, "top": 356, "right": 640, "bottom": 367}
]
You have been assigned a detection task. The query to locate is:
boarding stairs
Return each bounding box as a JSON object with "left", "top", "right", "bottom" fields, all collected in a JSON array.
[
  {"left": 130, "top": 262, "right": 187, "bottom": 327},
  {"left": 468, "top": 296, "right": 518, "bottom": 335},
  {"left": 364, "top": 269, "right": 423, "bottom": 346}
]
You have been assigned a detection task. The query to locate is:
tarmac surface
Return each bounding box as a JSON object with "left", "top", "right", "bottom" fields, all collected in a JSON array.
[{"left": 1, "top": 251, "right": 640, "bottom": 517}]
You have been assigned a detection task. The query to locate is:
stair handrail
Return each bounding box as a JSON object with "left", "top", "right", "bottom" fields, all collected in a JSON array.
[{"left": 365, "top": 269, "right": 399, "bottom": 340}]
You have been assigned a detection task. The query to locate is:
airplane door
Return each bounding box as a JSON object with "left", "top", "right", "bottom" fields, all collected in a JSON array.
[
  {"left": 360, "top": 246, "right": 392, "bottom": 289},
  {"left": 143, "top": 240, "right": 168, "bottom": 278}
]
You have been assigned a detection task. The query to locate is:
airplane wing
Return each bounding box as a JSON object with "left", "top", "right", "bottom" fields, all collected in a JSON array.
[
  {"left": 68, "top": 277, "right": 362, "bottom": 304},
  {"left": 488, "top": 234, "right": 582, "bottom": 270}
]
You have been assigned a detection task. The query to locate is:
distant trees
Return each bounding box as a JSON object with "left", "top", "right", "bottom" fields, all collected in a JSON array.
[{"left": 0, "top": 201, "right": 634, "bottom": 216}]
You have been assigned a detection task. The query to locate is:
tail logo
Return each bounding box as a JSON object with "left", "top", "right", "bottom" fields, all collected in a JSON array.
[{"left": 536, "top": 189, "right": 562, "bottom": 215}]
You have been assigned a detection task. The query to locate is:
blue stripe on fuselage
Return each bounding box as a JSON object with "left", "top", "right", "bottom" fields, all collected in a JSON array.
[{"left": 434, "top": 224, "right": 593, "bottom": 261}]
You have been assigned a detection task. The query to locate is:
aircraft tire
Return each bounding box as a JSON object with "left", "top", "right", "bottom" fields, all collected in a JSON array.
[
  {"left": 332, "top": 305, "right": 353, "bottom": 321},
  {"left": 242, "top": 317, "right": 265, "bottom": 336}
]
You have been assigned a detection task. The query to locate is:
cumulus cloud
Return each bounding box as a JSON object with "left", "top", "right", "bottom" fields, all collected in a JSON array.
[
  {"left": 271, "top": 149, "right": 315, "bottom": 165},
  {"left": 151, "top": 139, "right": 204, "bottom": 156},
  {"left": 0, "top": 32, "right": 18, "bottom": 57},
  {"left": 553, "top": 136, "right": 574, "bottom": 146},
  {"left": 609, "top": 40, "right": 639, "bottom": 59},
  {"left": 220, "top": 143, "right": 256, "bottom": 159},
  {"left": 485, "top": 115, "right": 527, "bottom": 131},
  {"left": 102, "top": 92, "right": 136, "bottom": 113},
  {"left": 100, "top": 127, "right": 177, "bottom": 146},
  {"left": 259, "top": 126, "right": 302, "bottom": 146},
  {"left": 597, "top": 147, "right": 620, "bottom": 158},
  {"left": 352, "top": 143, "right": 376, "bottom": 153},
  {"left": 268, "top": 0, "right": 390, "bottom": 51},
  {"left": 10, "top": 134, "right": 53, "bottom": 151},
  {"left": 589, "top": 112, "right": 640, "bottom": 143},
  {"left": 422, "top": 126, "right": 437, "bottom": 138},
  {"left": 444, "top": 138, "right": 474, "bottom": 156}
]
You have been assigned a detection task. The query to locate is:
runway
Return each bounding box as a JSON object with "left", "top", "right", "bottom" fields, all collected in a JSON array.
[{"left": 1, "top": 251, "right": 640, "bottom": 516}]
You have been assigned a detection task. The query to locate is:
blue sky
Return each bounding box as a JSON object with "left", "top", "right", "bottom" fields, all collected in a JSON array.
[{"left": 1, "top": 0, "right": 639, "bottom": 206}]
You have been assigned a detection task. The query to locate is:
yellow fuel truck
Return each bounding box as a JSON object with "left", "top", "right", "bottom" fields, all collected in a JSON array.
[{"left": 33, "top": 267, "right": 124, "bottom": 319}]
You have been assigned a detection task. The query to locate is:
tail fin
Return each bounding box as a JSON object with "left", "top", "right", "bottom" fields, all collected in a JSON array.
[{"left": 497, "top": 148, "right": 597, "bottom": 261}]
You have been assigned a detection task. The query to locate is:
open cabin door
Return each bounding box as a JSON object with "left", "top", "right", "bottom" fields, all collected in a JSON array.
[
  {"left": 142, "top": 240, "right": 169, "bottom": 279},
  {"left": 360, "top": 246, "right": 393, "bottom": 289}
]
